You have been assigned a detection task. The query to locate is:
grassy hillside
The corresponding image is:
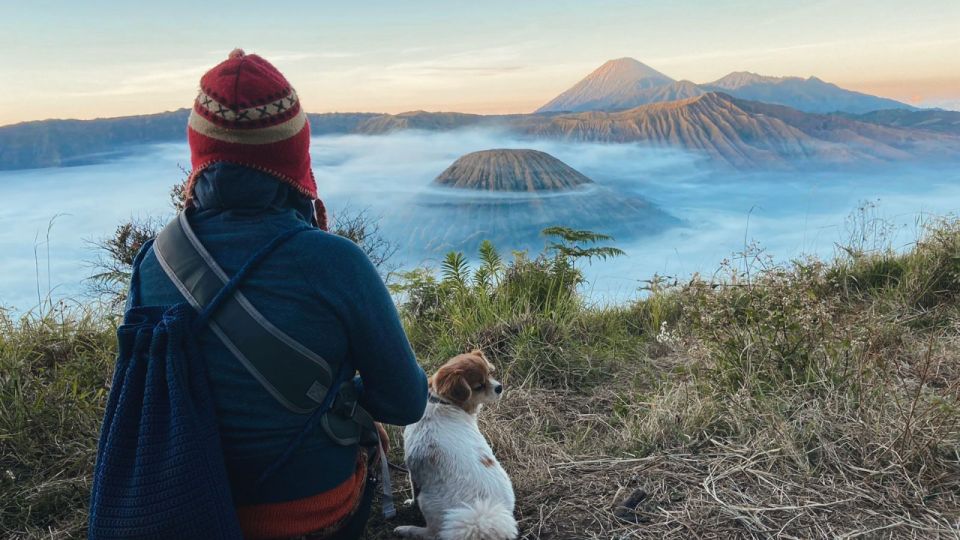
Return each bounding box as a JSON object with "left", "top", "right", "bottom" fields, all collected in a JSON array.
[{"left": 2, "top": 219, "right": 958, "bottom": 538}]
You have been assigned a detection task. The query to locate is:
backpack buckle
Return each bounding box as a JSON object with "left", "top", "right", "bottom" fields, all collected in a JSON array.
[{"left": 333, "top": 388, "right": 359, "bottom": 419}]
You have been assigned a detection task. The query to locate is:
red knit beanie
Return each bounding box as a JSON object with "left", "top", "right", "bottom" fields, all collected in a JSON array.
[{"left": 186, "top": 48, "right": 328, "bottom": 229}]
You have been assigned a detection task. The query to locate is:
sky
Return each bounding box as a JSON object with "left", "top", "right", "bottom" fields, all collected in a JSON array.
[{"left": 2, "top": 0, "right": 959, "bottom": 125}]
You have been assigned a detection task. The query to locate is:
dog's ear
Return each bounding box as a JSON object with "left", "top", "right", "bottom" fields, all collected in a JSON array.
[
  {"left": 470, "top": 348, "right": 494, "bottom": 371},
  {"left": 434, "top": 369, "right": 471, "bottom": 404}
]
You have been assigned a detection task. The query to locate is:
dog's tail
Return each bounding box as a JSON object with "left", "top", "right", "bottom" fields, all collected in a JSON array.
[{"left": 439, "top": 499, "right": 517, "bottom": 540}]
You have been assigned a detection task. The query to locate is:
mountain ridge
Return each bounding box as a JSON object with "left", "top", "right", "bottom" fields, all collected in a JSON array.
[
  {"left": 701, "top": 71, "right": 914, "bottom": 114},
  {"left": 839, "top": 108, "right": 960, "bottom": 135},
  {"left": 0, "top": 110, "right": 380, "bottom": 170},
  {"left": 2, "top": 80, "right": 956, "bottom": 171},
  {"left": 537, "top": 58, "right": 915, "bottom": 114},
  {"left": 515, "top": 92, "right": 955, "bottom": 168}
]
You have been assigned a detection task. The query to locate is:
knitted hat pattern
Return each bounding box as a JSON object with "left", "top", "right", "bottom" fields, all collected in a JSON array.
[{"left": 186, "top": 49, "right": 327, "bottom": 229}]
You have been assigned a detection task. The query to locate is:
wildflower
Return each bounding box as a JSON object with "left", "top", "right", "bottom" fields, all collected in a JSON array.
[{"left": 656, "top": 321, "right": 681, "bottom": 347}]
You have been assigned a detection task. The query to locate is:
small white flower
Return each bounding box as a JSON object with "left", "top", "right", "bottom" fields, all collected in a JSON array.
[{"left": 656, "top": 321, "right": 681, "bottom": 347}]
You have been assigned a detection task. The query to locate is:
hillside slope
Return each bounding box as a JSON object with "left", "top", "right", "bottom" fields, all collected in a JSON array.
[
  {"left": 703, "top": 71, "right": 913, "bottom": 114},
  {"left": 0, "top": 110, "right": 190, "bottom": 170},
  {"left": 0, "top": 111, "right": 380, "bottom": 170},
  {"left": 843, "top": 108, "right": 960, "bottom": 135},
  {"left": 8, "top": 219, "right": 959, "bottom": 539},
  {"left": 355, "top": 111, "right": 485, "bottom": 134},
  {"left": 513, "top": 93, "right": 956, "bottom": 168}
]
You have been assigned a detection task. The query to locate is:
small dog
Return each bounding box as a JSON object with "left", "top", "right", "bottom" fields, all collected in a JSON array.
[{"left": 394, "top": 350, "right": 517, "bottom": 540}]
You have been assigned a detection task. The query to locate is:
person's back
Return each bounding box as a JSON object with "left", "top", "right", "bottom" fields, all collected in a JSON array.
[{"left": 128, "top": 50, "right": 428, "bottom": 539}]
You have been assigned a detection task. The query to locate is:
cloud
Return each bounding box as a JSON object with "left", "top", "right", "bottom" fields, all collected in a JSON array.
[
  {"left": 59, "top": 49, "right": 363, "bottom": 99},
  {"left": 64, "top": 65, "right": 207, "bottom": 98},
  {"left": 370, "top": 44, "right": 540, "bottom": 87},
  {"left": 254, "top": 51, "right": 361, "bottom": 62},
  {"left": 648, "top": 34, "right": 960, "bottom": 83}
]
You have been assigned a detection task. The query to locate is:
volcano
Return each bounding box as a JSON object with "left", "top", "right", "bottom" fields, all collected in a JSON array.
[
  {"left": 434, "top": 149, "right": 593, "bottom": 192},
  {"left": 389, "top": 148, "right": 679, "bottom": 255},
  {"left": 702, "top": 71, "right": 913, "bottom": 114},
  {"left": 536, "top": 58, "right": 677, "bottom": 113}
]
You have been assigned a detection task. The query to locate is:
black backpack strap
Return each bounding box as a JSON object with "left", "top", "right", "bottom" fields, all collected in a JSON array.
[{"left": 153, "top": 211, "right": 377, "bottom": 446}]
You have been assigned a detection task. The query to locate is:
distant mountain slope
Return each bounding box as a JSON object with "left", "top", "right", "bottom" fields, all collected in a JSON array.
[
  {"left": 434, "top": 149, "right": 593, "bottom": 192},
  {"left": 355, "top": 111, "right": 485, "bottom": 134},
  {"left": 703, "top": 72, "right": 913, "bottom": 114},
  {"left": 841, "top": 108, "right": 960, "bottom": 135},
  {"left": 4, "top": 95, "right": 957, "bottom": 172},
  {"left": 0, "top": 109, "right": 190, "bottom": 170},
  {"left": 535, "top": 58, "right": 677, "bottom": 113},
  {"left": 624, "top": 80, "right": 706, "bottom": 108},
  {"left": 537, "top": 59, "right": 913, "bottom": 115},
  {"left": 513, "top": 93, "right": 957, "bottom": 168},
  {"left": 307, "top": 112, "right": 382, "bottom": 134},
  {"left": 0, "top": 111, "right": 380, "bottom": 170}
]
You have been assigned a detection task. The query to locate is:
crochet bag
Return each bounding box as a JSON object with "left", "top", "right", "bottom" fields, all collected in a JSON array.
[{"left": 88, "top": 224, "right": 310, "bottom": 539}]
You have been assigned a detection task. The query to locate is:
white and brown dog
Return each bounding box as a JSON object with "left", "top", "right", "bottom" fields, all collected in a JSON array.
[{"left": 394, "top": 350, "right": 517, "bottom": 540}]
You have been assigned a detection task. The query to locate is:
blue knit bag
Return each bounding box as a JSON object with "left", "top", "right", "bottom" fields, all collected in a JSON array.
[{"left": 89, "top": 226, "right": 309, "bottom": 540}]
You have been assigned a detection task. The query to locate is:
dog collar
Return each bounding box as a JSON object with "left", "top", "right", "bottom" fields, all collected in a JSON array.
[{"left": 428, "top": 393, "right": 454, "bottom": 406}]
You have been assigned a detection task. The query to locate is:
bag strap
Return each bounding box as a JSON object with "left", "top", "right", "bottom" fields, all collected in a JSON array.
[
  {"left": 153, "top": 212, "right": 376, "bottom": 446},
  {"left": 126, "top": 238, "right": 155, "bottom": 310}
]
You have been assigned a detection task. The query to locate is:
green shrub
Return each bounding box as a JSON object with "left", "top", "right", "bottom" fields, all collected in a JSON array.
[
  {"left": 829, "top": 217, "right": 960, "bottom": 325},
  {"left": 391, "top": 230, "right": 628, "bottom": 387}
]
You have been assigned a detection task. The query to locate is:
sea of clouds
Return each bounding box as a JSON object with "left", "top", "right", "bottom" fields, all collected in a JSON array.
[{"left": 1, "top": 128, "right": 958, "bottom": 311}]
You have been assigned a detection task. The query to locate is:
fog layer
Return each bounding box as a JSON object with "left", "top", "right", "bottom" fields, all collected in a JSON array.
[{"left": 1, "top": 129, "right": 958, "bottom": 310}]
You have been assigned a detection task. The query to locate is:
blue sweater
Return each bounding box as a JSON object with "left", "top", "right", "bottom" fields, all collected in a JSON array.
[{"left": 129, "top": 163, "right": 428, "bottom": 506}]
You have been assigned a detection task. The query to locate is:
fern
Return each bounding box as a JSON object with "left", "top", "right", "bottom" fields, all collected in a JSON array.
[
  {"left": 474, "top": 266, "right": 492, "bottom": 291},
  {"left": 479, "top": 240, "right": 502, "bottom": 272},
  {"left": 542, "top": 226, "right": 625, "bottom": 264},
  {"left": 441, "top": 251, "right": 469, "bottom": 286},
  {"left": 475, "top": 240, "right": 503, "bottom": 290},
  {"left": 542, "top": 226, "right": 615, "bottom": 244}
]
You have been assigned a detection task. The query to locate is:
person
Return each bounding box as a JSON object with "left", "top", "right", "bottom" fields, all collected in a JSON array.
[{"left": 126, "top": 49, "right": 428, "bottom": 539}]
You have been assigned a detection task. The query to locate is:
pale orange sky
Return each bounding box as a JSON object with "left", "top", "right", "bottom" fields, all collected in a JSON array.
[{"left": 3, "top": 0, "right": 959, "bottom": 125}]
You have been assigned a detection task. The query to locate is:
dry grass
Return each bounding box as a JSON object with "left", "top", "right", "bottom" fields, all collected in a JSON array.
[
  {"left": 3, "top": 218, "right": 960, "bottom": 539},
  {"left": 368, "top": 346, "right": 960, "bottom": 539},
  {"left": 369, "top": 220, "right": 960, "bottom": 539}
]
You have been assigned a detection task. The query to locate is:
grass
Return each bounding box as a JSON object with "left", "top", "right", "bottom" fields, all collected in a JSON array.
[
  {"left": 0, "top": 303, "right": 115, "bottom": 538},
  {"left": 2, "top": 219, "right": 959, "bottom": 539}
]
